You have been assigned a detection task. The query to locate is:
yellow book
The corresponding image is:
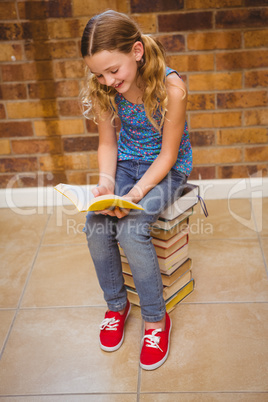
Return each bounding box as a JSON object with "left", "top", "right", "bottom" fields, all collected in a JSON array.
[{"left": 54, "top": 183, "right": 144, "bottom": 212}]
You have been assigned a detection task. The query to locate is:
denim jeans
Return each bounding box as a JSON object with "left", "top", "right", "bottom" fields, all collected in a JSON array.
[{"left": 84, "top": 160, "right": 187, "bottom": 322}]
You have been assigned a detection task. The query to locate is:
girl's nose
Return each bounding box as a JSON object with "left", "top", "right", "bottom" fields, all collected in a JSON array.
[{"left": 105, "top": 75, "right": 115, "bottom": 86}]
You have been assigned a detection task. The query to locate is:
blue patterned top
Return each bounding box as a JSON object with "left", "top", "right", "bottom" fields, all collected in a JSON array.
[{"left": 116, "top": 67, "right": 192, "bottom": 176}]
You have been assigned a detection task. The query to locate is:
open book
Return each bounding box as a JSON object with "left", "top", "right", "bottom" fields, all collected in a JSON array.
[{"left": 54, "top": 183, "right": 144, "bottom": 212}]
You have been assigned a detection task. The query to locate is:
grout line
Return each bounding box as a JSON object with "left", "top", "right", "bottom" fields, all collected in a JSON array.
[
  {"left": 0, "top": 213, "right": 52, "bottom": 361},
  {"left": 136, "top": 319, "right": 144, "bottom": 402}
]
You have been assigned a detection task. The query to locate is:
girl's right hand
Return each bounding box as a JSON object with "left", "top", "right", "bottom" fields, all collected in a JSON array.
[{"left": 92, "top": 185, "right": 117, "bottom": 217}]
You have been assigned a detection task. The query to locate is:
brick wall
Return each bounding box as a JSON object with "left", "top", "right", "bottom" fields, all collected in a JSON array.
[{"left": 0, "top": 0, "right": 267, "bottom": 189}]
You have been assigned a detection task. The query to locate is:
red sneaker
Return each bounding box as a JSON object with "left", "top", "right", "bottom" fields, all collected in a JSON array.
[
  {"left": 140, "top": 312, "right": 172, "bottom": 370},
  {"left": 99, "top": 300, "right": 131, "bottom": 352}
]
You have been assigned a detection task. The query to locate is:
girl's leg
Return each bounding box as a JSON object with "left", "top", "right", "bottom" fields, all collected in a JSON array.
[
  {"left": 116, "top": 165, "right": 187, "bottom": 323},
  {"left": 83, "top": 160, "right": 136, "bottom": 312}
]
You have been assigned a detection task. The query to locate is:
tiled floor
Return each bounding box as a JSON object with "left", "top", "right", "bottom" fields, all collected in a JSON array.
[{"left": 0, "top": 198, "right": 268, "bottom": 401}]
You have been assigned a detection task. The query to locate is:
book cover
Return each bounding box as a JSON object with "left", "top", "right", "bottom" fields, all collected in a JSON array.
[
  {"left": 54, "top": 183, "right": 144, "bottom": 212},
  {"left": 151, "top": 209, "right": 193, "bottom": 231},
  {"left": 152, "top": 224, "right": 189, "bottom": 248},
  {"left": 165, "top": 279, "right": 194, "bottom": 313},
  {"left": 159, "top": 183, "right": 199, "bottom": 221},
  {"left": 150, "top": 218, "right": 189, "bottom": 241},
  {"left": 163, "top": 270, "right": 192, "bottom": 300},
  {"left": 154, "top": 234, "right": 188, "bottom": 258}
]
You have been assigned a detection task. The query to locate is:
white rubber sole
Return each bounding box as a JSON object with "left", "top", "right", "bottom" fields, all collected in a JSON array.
[
  {"left": 100, "top": 303, "right": 131, "bottom": 352},
  {"left": 140, "top": 318, "right": 172, "bottom": 371}
]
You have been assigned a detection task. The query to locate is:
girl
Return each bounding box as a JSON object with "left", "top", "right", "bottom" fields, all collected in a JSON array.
[{"left": 81, "top": 10, "right": 192, "bottom": 370}]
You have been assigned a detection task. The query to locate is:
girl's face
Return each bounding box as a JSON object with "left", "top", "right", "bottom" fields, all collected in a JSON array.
[{"left": 84, "top": 42, "right": 143, "bottom": 96}]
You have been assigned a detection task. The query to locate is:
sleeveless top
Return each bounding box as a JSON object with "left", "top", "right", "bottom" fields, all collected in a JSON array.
[{"left": 115, "top": 67, "right": 192, "bottom": 176}]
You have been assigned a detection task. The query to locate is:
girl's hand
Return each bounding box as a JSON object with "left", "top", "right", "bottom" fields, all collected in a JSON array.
[{"left": 92, "top": 185, "right": 130, "bottom": 218}]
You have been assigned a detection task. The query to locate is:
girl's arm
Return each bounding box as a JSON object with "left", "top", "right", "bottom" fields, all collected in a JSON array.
[
  {"left": 92, "top": 111, "right": 118, "bottom": 197},
  {"left": 126, "top": 74, "right": 188, "bottom": 203}
]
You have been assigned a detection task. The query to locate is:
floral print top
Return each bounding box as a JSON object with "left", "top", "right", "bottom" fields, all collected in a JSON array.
[{"left": 115, "top": 67, "right": 192, "bottom": 176}]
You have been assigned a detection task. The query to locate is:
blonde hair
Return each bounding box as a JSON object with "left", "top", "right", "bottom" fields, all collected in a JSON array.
[{"left": 80, "top": 10, "right": 168, "bottom": 130}]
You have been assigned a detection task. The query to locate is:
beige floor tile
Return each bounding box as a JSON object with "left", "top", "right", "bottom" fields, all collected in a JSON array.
[
  {"left": 141, "top": 303, "right": 268, "bottom": 392},
  {"left": 42, "top": 206, "right": 87, "bottom": 245},
  {"left": 251, "top": 197, "right": 268, "bottom": 236},
  {"left": 0, "top": 208, "right": 49, "bottom": 249},
  {"left": 140, "top": 393, "right": 268, "bottom": 401},
  {"left": 0, "top": 247, "right": 37, "bottom": 308},
  {"left": 0, "top": 307, "right": 141, "bottom": 395},
  {"left": 186, "top": 239, "right": 268, "bottom": 302},
  {"left": 262, "top": 237, "right": 268, "bottom": 271},
  {"left": 21, "top": 245, "right": 104, "bottom": 308},
  {"left": 0, "top": 310, "right": 15, "bottom": 352},
  {"left": 0, "top": 395, "right": 137, "bottom": 401},
  {"left": 190, "top": 199, "right": 259, "bottom": 240}
]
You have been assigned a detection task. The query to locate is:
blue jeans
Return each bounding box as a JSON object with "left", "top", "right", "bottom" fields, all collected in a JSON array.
[{"left": 84, "top": 160, "right": 187, "bottom": 322}]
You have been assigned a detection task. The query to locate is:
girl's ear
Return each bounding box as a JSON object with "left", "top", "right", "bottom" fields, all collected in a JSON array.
[{"left": 132, "top": 41, "right": 144, "bottom": 61}]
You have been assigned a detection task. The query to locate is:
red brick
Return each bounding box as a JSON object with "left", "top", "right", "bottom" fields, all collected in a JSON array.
[
  {"left": 218, "top": 164, "right": 267, "bottom": 179},
  {"left": 34, "top": 119, "right": 85, "bottom": 136},
  {"left": 166, "top": 54, "right": 214, "bottom": 72},
  {"left": 39, "top": 154, "right": 88, "bottom": 171},
  {"left": 0, "top": 157, "right": 38, "bottom": 173},
  {"left": 216, "top": 8, "right": 268, "bottom": 29},
  {"left": 216, "top": 50, "right": 268, "bottom": 70},
  {"left": 131, "top": 0, "right": 183, "bottom": 13},
  {"left": 12, "top": 139, "right": 62, "bottom": 155},
  {"left": 245, "top": 70, "right": 268, "bottom": 88},
  {"left": 46, "top": 19, "right": 82, "bottom": 40},
  {"left": 217, "top": 91, "right": 268, "bottom": 109},
  {"left": 187, "top": 31, "right": 241, "bottom": 51},
  {"left": 187, "top": 94, "right": 215, "bottom": 110},
  {"left": 189, "top": 131, "right": 215, "bottom": 147},
  {"left": 193, "top": 147, "right": 242, "bottom": 164},
  {"left": 245, "top": 109, "right": 268, "bottom": 126},
  {"left": 158, "top": 12, "right": 213, "bottom": 32},
  {"left": 0, "top": 140, "right": 11, "bottom": 155},
  {"left": 0, "top": 122, "right": 33, "bottom": 138},
  {"left": 7, "top": 101, "right": 58, "bottom": 119},
  {"left": 67, "top": 171, "right": 99, "bottom": 185},
  {"left": 0, "top": 23, "right": 23, "bottom": 41},
  {"left": 0, "top": 84, "right": 27, "bottom": 100},
  {"left": 2, "top": 62, "right": 54, "bottom": 82},
  {"left": 132, "top": 14, "right": 157, "bottom": 34},
  {"left": 28, "top": 80, "right": 80, "bottom": 99},
  {"left": 72, "top": 0, "right": 128, "bottom": 17},
  {"left": 58, "top": 100, "right": 81, "bottom": 117},
  {"left": 190, "top": 111, "right": 242, "bottom": 129},
  {"left": 185, "top": 0, "right": 243, "bottom": 8},
  {"left": 25, "top": 40, "right": 78, "bottom": 61},
  {"left": 0, "top": 2, "right": 17, "bottom": 19},
  {"left": 245, "top": 145, "right": 268, "bottom": 162},
  {"left": 18, "top": 0, "right": 72, "bottom": 19},
  {"left": 157, "top": 34, "right": 185, "bottom": 52},
  {"left": 244, "top": 29, "right": 268, "bottom": 48},
  {"left": 0, "top": 43, "right": 23, "bottom": 62},
  {"left": 54, "top": 60, "right": 85, "bottom": 79},
  {"left": 86, "top": 119, "right": 98, "bottom": 133},
  {"left": 189, "top": 72, "right": 242, "bottom": 91},
  {"left": 63, "top": 136, "right": 99, "bottom": 152},
  {"left": 217, "top": 128, "right": 268, "bottom": 145},
  {"left": 188, "top": 166, "right": 216, "bottom": 180},
  {"left": 0, "top": 105, "right": 6, "bottom": 119}
]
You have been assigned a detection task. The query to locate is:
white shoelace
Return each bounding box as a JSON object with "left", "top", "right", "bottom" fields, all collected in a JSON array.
[
  {"left": 100, "top": 317, "right": 120, "bottom": 331},
  {"left": 143, "top": 329, "right": 163, "bottom": 352}
]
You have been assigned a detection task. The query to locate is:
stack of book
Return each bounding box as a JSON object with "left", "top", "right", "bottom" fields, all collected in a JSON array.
[{"left": 120, "top": 183, "right": 199, "bottom": 313}]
